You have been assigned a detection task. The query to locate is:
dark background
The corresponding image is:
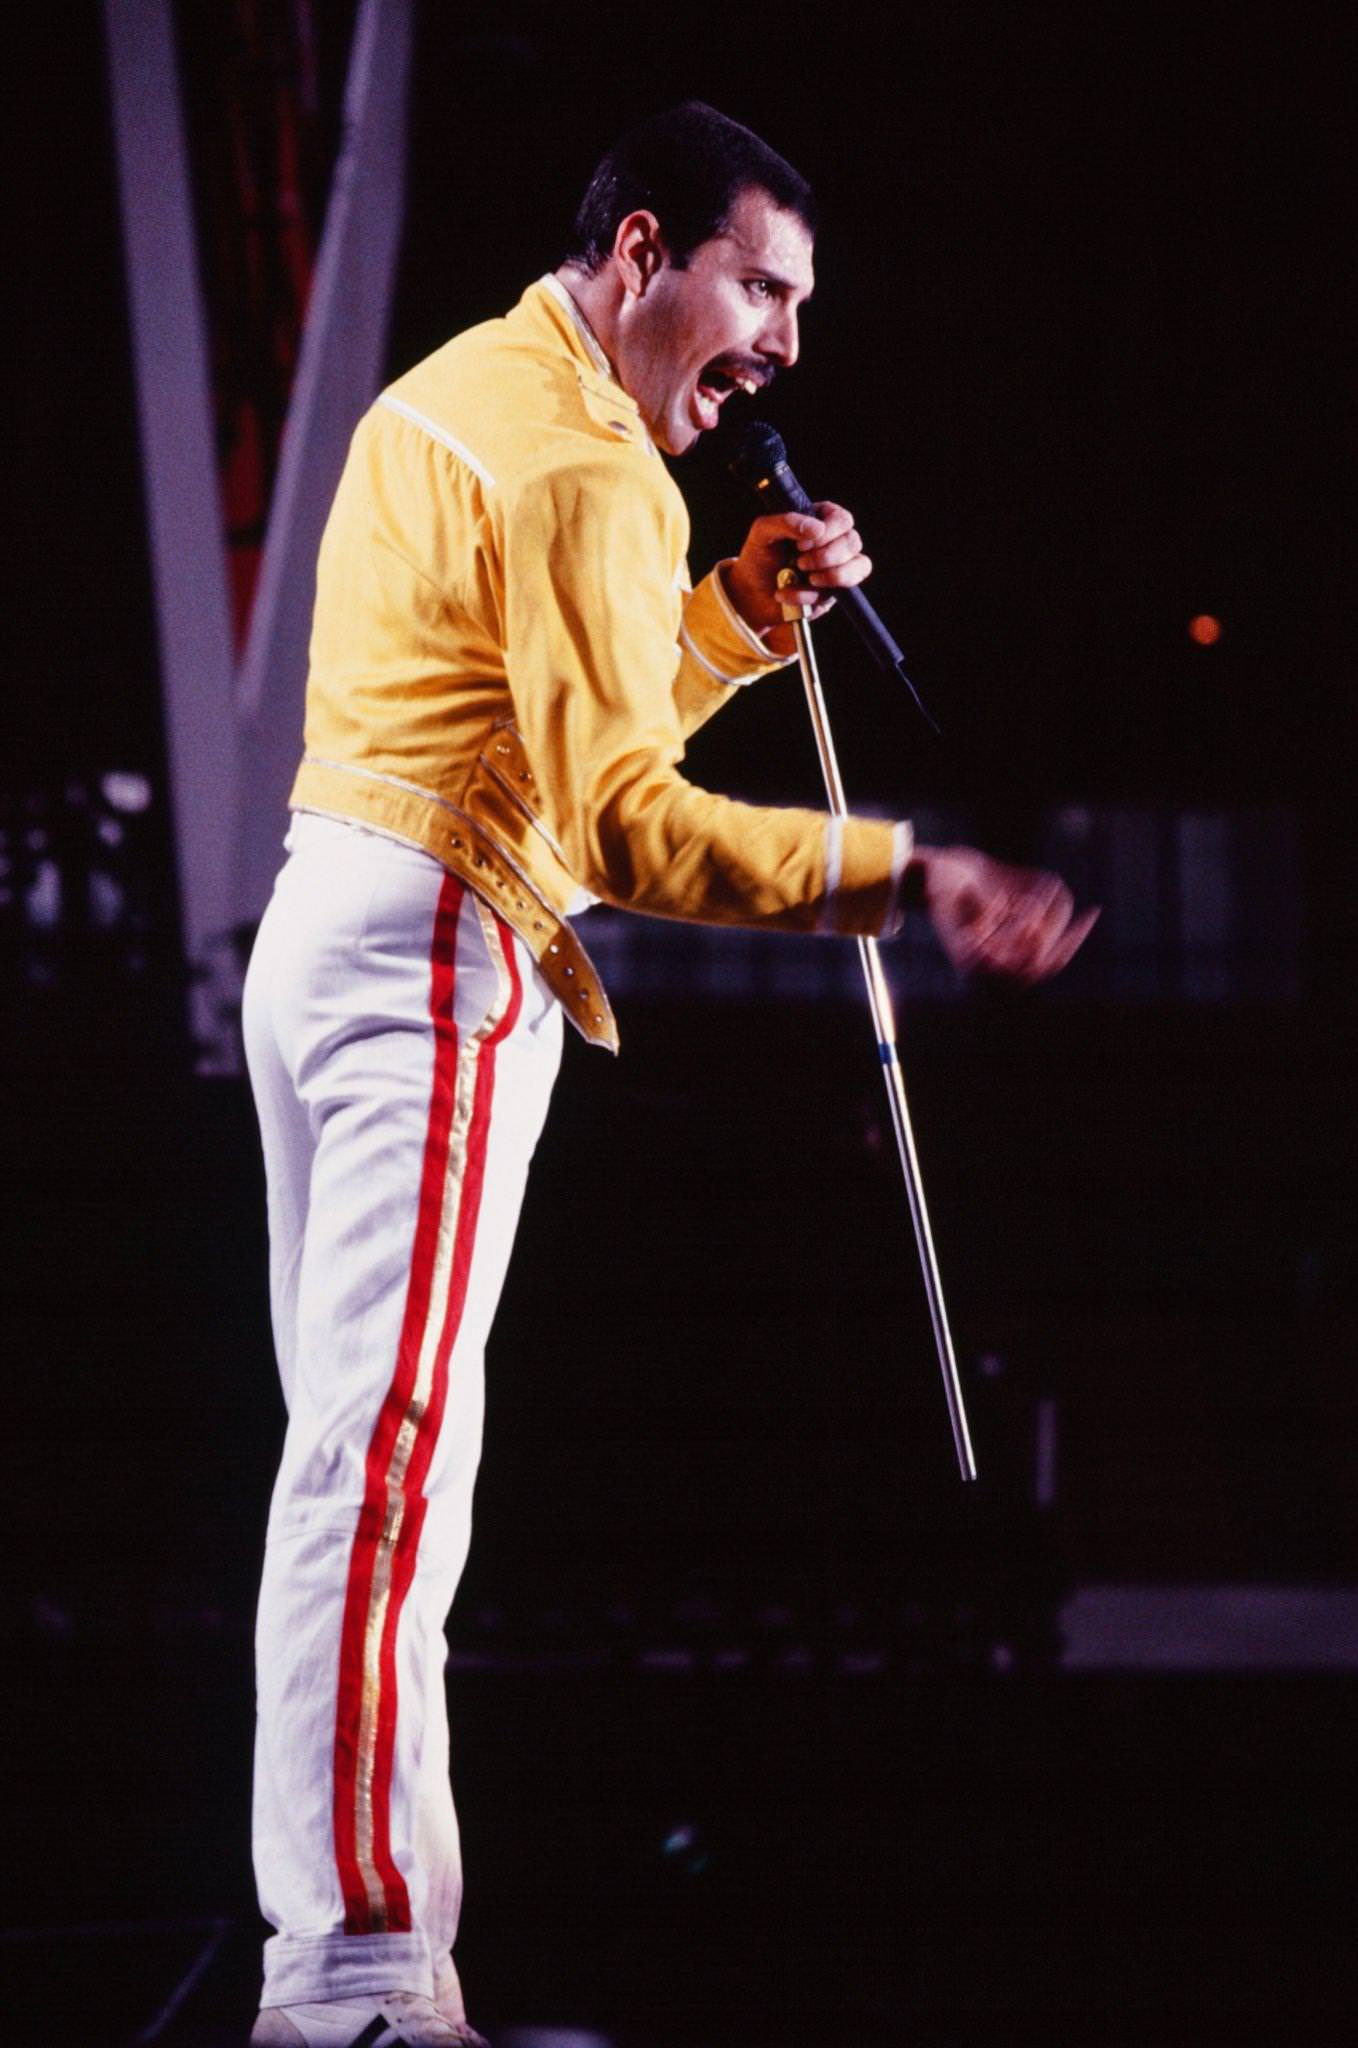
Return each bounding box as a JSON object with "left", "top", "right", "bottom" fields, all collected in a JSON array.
[
  {"left": 3, "top": 4, "right": 1355, "bottom": 2041},
  {"left": 9, "top": 6, "right": 1352, "bottom": 804}
]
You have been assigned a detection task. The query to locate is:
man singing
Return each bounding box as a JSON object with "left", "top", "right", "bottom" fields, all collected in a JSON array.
[{"left": 243, "top": 101, "right": 1093, "bottom": 2048}]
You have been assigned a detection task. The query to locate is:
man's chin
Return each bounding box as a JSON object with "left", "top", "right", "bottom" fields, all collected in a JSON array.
[{"left": 661, "top": 411, "right": 702, "bottom": 457}]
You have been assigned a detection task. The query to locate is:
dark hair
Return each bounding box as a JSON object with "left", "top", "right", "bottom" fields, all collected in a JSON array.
[{"left": 562, "top": 101, "right": 816, "bottom": 274}]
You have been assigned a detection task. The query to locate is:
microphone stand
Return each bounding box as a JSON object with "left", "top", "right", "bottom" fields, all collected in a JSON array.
[{"left": 782, "top": 586, "right": 978, "bottom": 1483}]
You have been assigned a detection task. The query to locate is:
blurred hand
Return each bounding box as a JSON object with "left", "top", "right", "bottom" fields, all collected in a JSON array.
[
  {"left": 913, "top": 846, "right": 1099, "bottom": 984},
  {"left": 722, "top": 501, "right": 871, "bottom": 649}
]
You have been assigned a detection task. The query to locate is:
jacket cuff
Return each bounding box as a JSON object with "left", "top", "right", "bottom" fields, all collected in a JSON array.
[
  {"left": 825, "top": 817, "right": 914, "bottom": 936},
  {"left": 680, "top": 563, "right": 795, "bottom": 687},
  {"left": 880, "top": 822, "right": 915, "bottom": 936}
]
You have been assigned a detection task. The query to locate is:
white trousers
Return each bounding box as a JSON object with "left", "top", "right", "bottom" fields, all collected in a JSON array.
[{"left": 242, "top": 814, "right": 563, "bottom": 2007}]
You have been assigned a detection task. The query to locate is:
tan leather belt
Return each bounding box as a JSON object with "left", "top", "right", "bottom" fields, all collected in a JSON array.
[{"left": 289, "top": 755, "right": 619, "bottom": 1052}]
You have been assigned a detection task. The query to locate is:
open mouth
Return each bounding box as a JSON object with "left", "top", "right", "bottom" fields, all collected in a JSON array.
[{"left": 694, "top": 360, "right": 765, "bottom": 431}]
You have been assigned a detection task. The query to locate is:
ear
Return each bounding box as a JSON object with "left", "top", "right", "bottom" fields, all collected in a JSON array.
[{"left": 612, "top": 210, "right": 668, "bottom": 298}]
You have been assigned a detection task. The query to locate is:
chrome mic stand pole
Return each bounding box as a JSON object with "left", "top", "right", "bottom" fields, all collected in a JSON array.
[{"left": 784, "top": 589, "right": 978, "bottom": 1482}]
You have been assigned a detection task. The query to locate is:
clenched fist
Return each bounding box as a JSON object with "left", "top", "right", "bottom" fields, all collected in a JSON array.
[
  {"left": 722, "top": 501, "right": 870, "bottom": 651},
  {"left": 911, "top": 846, "right": 1099, "bottom": 984}
]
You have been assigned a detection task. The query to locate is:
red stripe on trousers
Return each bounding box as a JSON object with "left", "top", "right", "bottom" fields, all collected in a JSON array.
[
  {"left": 365, "top": 919, "right": 524, "bottom": 1919},
  {"left": 333, "top": 894, "right": 525, "bottom": 1934},
  {"left": 333, "top": 875, "right": 463, "bottom": 1933}
]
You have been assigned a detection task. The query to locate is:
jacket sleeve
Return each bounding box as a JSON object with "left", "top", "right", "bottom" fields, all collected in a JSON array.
[
  {"left": 498, "top": 453, "right": 907, "bottom": 933},
  {"left": 670, "top": 562, "right": 791, "bottom": 738}
]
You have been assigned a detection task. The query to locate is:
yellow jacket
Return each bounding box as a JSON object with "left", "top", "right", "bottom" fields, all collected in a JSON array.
[{"left": 291, "top": 275, "right": 908, "bottom": 1050}]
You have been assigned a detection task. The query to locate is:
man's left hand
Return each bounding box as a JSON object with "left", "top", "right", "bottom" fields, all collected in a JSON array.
[
  {"left": 913, "top": 846, "right": 1100, "bottom": 985},
  {"left": 723, "top": 502, "right": 871, "bottom": 651}
]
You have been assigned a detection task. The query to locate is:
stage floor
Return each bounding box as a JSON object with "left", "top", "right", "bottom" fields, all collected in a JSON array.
[{"left": 8, "top": 1655, "right": 1355, "bottom": 2043}]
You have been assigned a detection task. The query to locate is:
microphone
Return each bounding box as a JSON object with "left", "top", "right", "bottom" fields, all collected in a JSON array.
[{"left": 728, "top": 421, "right": 939, "bottom": 735}]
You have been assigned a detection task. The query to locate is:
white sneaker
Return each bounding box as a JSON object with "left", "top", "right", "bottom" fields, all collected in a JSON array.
[
  {"left": 250, "top": 1991, "right": 488, "bottom": 2046},
  {"left": 432, "top": 1955, "right": 487, "bottom": 2045}
]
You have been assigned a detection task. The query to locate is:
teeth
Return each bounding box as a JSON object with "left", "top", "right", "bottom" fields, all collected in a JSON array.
[{"left": 739, "top": 377, "right": 758, "bottom": 395}]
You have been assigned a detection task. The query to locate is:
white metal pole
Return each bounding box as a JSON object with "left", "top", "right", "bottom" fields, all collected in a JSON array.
[{"left": 103, "top": 0, "right": 237, "bottom": 1061}]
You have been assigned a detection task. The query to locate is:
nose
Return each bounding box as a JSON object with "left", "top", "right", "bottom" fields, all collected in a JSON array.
[{"left": 760, "top": 300, "right": 800, "bottom": 371}]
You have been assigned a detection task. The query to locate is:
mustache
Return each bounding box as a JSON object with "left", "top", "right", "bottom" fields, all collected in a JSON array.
[{"left": 703, "top": 355, "right": 775, "bottom": 392}]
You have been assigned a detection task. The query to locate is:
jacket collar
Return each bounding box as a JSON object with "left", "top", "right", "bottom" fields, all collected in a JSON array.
[
  {"left": 525, "top": 276, "right": 656, "bottom": 452},
  {"left": 537, "top": 273, "right": 617, "bottom": 381}
]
